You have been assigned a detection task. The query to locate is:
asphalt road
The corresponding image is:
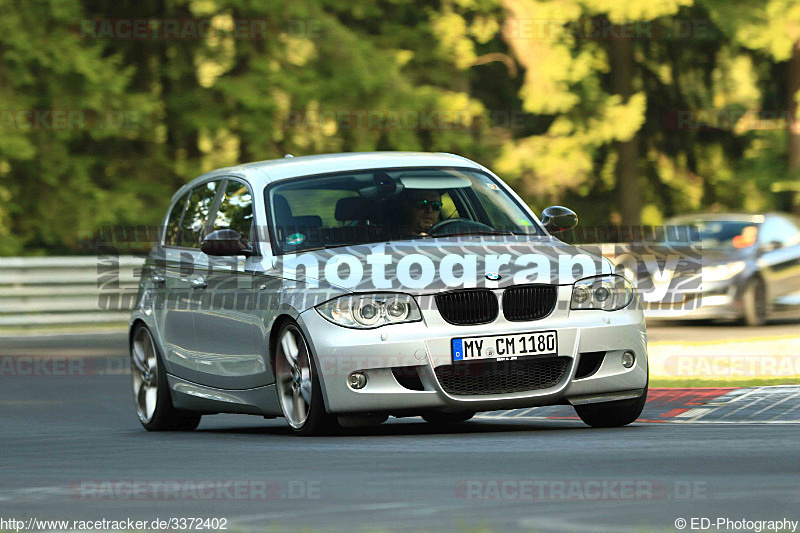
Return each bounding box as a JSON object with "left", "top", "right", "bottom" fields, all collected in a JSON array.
[{"left": 1, "top": 330, "right": 799, "bottom": 532}]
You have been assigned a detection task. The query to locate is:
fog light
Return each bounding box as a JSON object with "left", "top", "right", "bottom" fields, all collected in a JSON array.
[
  {"left": 621, "top": 351, "right": 635, "bottom": 369},
  {"left": 348, "top": 372, "right": 367, "bottom": 389}
]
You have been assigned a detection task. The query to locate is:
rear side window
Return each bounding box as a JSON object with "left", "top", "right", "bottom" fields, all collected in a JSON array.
[
  {"left": 163, "top": 191, "right": 190, "bottom": 247},
  {"left": 212, "top": 180, "right": 254, "bottom": 240},
  {"left": 274, "top": 188, "right": 358, "bottom": 228},
  {"left": 179, "top": 180, "right": 220, "bottom": 248}
]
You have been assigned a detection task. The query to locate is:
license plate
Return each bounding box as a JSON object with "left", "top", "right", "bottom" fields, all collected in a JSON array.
[{"left": 452, "top": 331, "right": 558, "bottom": 363}]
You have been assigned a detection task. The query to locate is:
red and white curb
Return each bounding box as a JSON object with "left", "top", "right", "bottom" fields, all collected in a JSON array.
[{"left": 476, "top": 385, "right": 800, "bottom": 424}]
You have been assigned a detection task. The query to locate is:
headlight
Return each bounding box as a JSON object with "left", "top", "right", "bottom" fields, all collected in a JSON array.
[
  {"left": 701, "top": 261, "right": 745, "bottom": 282},
  {"left": 316, "top": 293, "right": 422, "bottom": 329},
  {"left": 571, "top": 275, "right": 634, "bottom": 311}
]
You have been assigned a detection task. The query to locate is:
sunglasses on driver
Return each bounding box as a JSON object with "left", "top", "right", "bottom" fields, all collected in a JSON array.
[{"left": 410, "top": 199, "right": 443, "bottom": 211}]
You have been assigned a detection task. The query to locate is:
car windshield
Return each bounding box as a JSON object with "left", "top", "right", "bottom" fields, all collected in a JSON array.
[
  {"left": 266, "top": 167, "right": 541, "bottom": 253},
  {"left": 667, "top": 218, "right": 760, "bottom": 249}
]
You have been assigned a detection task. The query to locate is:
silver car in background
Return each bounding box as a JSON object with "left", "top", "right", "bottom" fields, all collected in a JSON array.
[
  {"left": 630, "top": 213, "right": 800, "bottom": 326},
  {"left": 129, "top": 152, "right": 648, "bottom": 435}
]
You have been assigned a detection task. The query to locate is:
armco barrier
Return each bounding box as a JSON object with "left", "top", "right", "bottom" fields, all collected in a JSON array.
[{"left": 0, "top": 256, "right": 143, "bottom": 329}]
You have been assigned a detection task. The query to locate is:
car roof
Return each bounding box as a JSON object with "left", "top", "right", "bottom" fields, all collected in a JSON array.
[{"left": 178, "top": 152, "right": 483, "bottom": 195}]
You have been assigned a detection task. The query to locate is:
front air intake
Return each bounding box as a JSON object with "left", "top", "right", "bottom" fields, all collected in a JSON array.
[{"left": 434, "top": 357, "right": 569, "bottom": 395}]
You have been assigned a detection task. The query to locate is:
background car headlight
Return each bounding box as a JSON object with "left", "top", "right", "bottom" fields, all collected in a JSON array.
[
  {"left": 701, "top": 261, "right": 745, "bottom": 282},
  {"left": 571, "top": 275, "right": 635, "bottom": 311},
  {"left": 316, "top": 293, "right": 422, "bottom": 328}
]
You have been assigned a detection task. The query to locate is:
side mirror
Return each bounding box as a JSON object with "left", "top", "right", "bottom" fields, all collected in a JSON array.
[
  {"left": 201, "top": 229, "right": 253, "bottom": 256},
  {"left": 759, "top": 240, "right": 783, "bottom": 254},
  {"left": 541, "top": 206, "right": 578, "bottom": 233}
]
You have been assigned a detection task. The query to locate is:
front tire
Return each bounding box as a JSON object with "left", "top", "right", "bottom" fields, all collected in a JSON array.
[
  {"left": 574, "top": 387, "right": 647, "bottom": 428},
  {"left": 130, "top": 324, "right": 201, "bottom": 431},
  {"left": 275, "top": 322, "right": 339, "bottom": 436},
  {"left": 742, "top": 277, "right": 767, "bottom": 327}
]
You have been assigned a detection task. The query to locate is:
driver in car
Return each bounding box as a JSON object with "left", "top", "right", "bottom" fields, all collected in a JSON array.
[{"left": 401, "top": 189, "right": 443, "bottom": 235}]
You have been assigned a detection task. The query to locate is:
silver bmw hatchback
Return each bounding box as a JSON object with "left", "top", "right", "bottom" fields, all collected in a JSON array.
[{"left": 129, "top": 152, "right": 648, "bottom": 435}]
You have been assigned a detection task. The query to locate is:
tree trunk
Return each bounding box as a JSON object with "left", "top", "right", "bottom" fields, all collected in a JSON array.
[{"left": 608, "top": 28, "right": 641, "bottom": 226}]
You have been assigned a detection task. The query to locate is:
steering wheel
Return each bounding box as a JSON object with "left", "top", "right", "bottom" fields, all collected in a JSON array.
[{"left": 428, "top": 218, "right": 495, "bottom": 235}]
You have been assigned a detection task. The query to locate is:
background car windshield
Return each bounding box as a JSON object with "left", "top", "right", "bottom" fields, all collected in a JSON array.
[
  {"left": 669, "top": 218, "right": 760, "bottom": 249},
  {"left": 266, "top": 168, "right": 540, "bottom": 253}
]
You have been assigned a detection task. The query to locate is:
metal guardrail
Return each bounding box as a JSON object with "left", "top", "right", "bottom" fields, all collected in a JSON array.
[{"left": 0, "top": 256, "right": 143, "bottom": 328}]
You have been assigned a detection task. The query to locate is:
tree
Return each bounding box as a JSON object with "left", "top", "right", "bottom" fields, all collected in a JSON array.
[
  {"left": 0, "top": 0, "right": 153, "bottom": 254},
  {"left": 494, "top": 0, "right": 692, "bottom": 225},
  {"left": 702, "top": 0, "right": 800, "bottom": 210}
]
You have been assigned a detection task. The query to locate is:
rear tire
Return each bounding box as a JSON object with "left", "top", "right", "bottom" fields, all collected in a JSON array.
[
  {"left": 742, "top": 277, "right": 767, "bottom": 327},
  {"left": 422, "top": 411, "right": 475, "bottom": 425},
  {"left": 574, "top": 387, "right": 647, "bottom": 428},
  {"left": 130, "top": 324, "right": 201, "bottom": 431}
]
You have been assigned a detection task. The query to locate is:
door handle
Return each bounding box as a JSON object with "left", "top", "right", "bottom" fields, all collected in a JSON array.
[{"left": 191, "top": 277, "right": 207, "bottom": 290}]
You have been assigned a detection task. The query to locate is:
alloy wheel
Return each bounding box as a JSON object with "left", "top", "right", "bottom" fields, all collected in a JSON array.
[
  {"left": 276, "top": 326, "right": 314, "bottom": 429},
  {"left": 131, "top": 327, "right": 159, "bottom": 424}
]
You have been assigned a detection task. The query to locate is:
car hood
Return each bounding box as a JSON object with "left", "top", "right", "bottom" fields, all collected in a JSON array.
[
  {"left": 621, "top": 243, "right": 752, "bottom": 277},
  {"left": 695, "top": 246, "right": 753, "bottom": 264},
  {"left": 274, "top": 236, "right": 612, "bottom": 295}
]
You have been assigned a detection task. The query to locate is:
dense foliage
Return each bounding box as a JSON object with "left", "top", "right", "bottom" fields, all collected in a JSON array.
[{"left": 1, "top": 0, "right": 798, "bottom": 254}]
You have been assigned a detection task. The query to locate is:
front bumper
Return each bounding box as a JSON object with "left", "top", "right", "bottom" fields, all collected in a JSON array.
[
  {"left": 642, "top": 284, "right": 741, "bottom": 321},
  {"left": 297, "top": 286, "right": 648, "bottom": 414}
]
